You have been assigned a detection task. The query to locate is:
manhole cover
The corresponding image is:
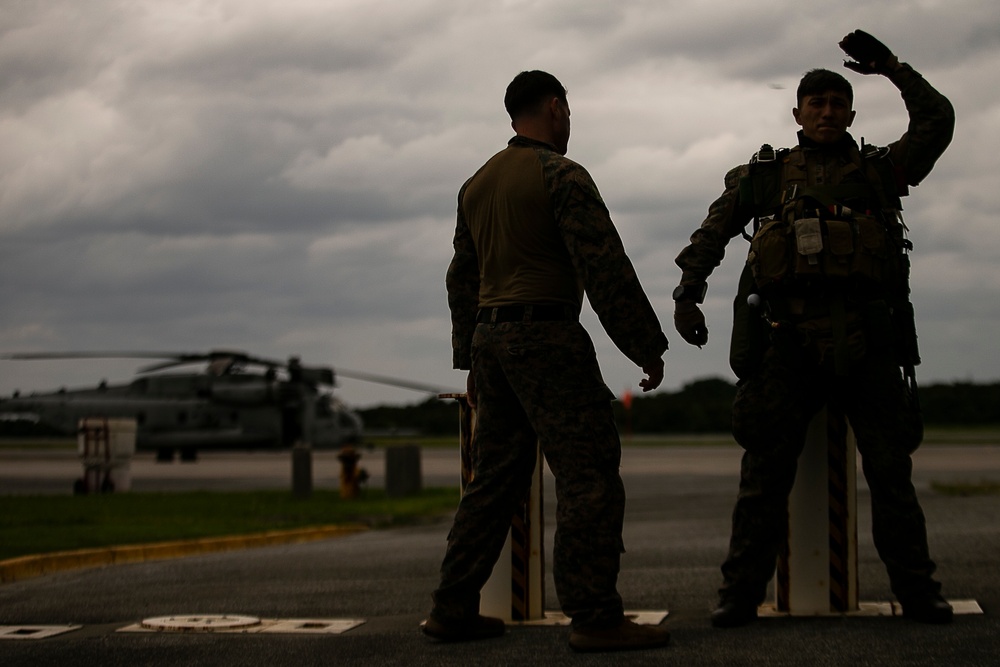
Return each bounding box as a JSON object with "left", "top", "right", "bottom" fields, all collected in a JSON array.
[
  {"left": 141, "top": 615, "right": 261, "bottom": 631},
  {"left": 119, "top": 617, "right": 366, "bottom": 635}
]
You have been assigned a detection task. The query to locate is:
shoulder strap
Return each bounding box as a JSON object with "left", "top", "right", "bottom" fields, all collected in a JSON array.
[
  {"left": 739, "top": 144, "right": 789, "bottom": 239},
  {"left": 860, "top": 141, "right": 906, "bottom": 210}
]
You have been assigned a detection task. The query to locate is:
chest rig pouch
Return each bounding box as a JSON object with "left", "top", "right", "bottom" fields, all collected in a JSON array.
[{"left": 743, "top": 144, "right": 905, "bottom": 295}]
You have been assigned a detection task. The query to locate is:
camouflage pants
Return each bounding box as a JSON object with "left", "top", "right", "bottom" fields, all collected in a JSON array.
[
  {"left": 432, "top": 320, "right": 625, "bottom": 627},
  {"left": 721, "top": 340, "right": 939, "bottom": 604}
]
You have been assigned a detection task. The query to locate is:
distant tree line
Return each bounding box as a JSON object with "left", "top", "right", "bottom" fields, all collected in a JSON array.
[
  {"left": 358, "top": 396, "right": 462, "bottom": 435},
  {"left": 917, "top": 382, "right": 1000, "bottom": 425},
  {"left": 611, "top": 377, "right": 736, "bottom": 433},
  {"left": 357, "top": 378, "right": 1000, "bottom": 436},
  {"left": 0, "top": 419, "right": 65, "bottom": 437}
]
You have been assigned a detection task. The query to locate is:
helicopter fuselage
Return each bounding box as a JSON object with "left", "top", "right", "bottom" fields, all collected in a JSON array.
[{"left": 1, "top": 372, "right": 362, "bottom": 458}]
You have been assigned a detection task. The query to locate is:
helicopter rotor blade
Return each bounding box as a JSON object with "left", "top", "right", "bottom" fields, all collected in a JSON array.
[
  {"left": 1, "top": 351, "right": 191, "bottom": 361},
  {"left": 0, "top": 350, "right": 270, "bottom": 374},
  {"left": 135, "top": 351, "right": 278, "bottom": 374},
  {"left": 334, "top": 368, "right": 457, "bottom": 395},
  {"left": 137, "top": 359, "right": 199, "bottom": 373}
]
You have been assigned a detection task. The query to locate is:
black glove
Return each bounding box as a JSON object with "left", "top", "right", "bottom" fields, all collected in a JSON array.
[
  {"left": 839, "top": 29, "right": 895, "bottom": 75},
  {"left": 674, "top": 301, "right": 708, "bottom": 348}
]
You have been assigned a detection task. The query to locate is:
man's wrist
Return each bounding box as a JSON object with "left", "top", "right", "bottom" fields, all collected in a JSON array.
[
  {"left": 882, "top": 55, "right": 902, "bottom": 74},
  {"left": 672, "top": 282, "right": 707, "bottom": 304}
]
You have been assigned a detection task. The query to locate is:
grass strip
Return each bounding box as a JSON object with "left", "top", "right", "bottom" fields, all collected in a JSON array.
[
  {"left": 930, "top": 480, "right": 1000, "bottom": 496},
  {"left": 0, "top": 487, "right": 460, "bottom": 561}
]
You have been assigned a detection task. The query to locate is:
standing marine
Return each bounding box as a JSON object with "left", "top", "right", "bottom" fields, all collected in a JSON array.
[
  {"left": 426, "top": 70, "right": 671, "bottom": 652},
  {"left": 672, "top": 30, "right": 956, "bottom": 627}
]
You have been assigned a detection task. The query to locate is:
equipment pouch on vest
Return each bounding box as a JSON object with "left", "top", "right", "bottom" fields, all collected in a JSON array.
[
  {"left": 850, "top": 214, "right": 888, "bottom": 284},
  {"left": 730, "top": 263, "right": 771, "bottom": 379},
  {"left": 795, "top": 218, "right": 823, "bottom": 256},
  {"left": 794, "top": 218, "right": 823, "bottom": 276},
  {"left": 823, "top": 220, "right": 854, "bottom": 279},
  {"left": 748, "top": 219, "right": 789, "bottom": 290}
]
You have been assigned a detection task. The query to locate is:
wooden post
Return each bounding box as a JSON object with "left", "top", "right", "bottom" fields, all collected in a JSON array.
[
  {"left": 775, "top": 405, "right": 858, "bottom": 614},
  {"left": 444, "top": 394, "right": 545, "bottom": 622}
]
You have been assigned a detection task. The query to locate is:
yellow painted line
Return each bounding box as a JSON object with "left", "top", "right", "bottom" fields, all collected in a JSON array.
[{"left": 0, "top": 524, "right": 369, "bottom": 584}]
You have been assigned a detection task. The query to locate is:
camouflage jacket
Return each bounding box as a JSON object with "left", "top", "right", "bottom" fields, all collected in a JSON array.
[
  {"left": 674, "top": 63, "right": 955, "bottom": 288},
  {"left": 447, "top": 135, "right": 668, "bottom": 370}
]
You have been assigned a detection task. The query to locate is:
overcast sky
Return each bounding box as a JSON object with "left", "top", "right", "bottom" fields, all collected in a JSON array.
[{"left": 1, "top": 0, "right": 998, "bottom": 409}]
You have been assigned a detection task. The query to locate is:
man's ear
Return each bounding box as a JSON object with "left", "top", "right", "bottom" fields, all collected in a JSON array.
[
  {"left": 548, "top": 96, "right": 563, "bottom": 117},
  {"left": 792, "top": 107, "right": 802, "bottom": 127},
  {"left": 847, "top": 109, "right": 857, "bottom": 127}
]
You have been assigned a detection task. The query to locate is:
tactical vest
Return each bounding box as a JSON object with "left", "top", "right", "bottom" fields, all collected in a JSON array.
[
  {"left": 729, "top": 142, "right": 920, "bottom": 378},
  {"left": 740, "top": 143, "right": 909, "bottom": 299}
]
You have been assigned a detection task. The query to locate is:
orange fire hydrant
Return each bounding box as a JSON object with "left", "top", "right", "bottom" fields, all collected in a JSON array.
[{"left": 337, "top": 445, "right": 368, "bottom": 499}]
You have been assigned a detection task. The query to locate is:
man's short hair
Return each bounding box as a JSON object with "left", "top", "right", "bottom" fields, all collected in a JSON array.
[
  {"left": 504, "top": 70, "right": 567, "bottom": 121},
  {"left": 796, "top": 68, "right": 853, "bottom": 106}
]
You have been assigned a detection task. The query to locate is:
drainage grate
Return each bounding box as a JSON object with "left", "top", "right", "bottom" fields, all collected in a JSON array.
[{"left": 0, "top": 625, "right": 82, "bottom": 640}]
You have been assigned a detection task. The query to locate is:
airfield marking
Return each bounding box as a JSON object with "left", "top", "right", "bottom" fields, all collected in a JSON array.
[
  {"left": 512, "top": 610, "right": 669, "bottom": 627},
  {"left": 3, "top": 603, "right": 983, "bottom": 640},
  {"left": 757, "top": 599, "right": 983, "bottom": 617},
  {"left": 117, "top": 615, "right": 365, "bottom": 634},
  {"left": 0, "top": 625, "right": 82, "bottom": 640}
]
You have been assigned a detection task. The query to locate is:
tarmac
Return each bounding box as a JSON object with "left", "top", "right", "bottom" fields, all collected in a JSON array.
[{"left": 1, "top": 443, "right": 998, "bottom": 666}]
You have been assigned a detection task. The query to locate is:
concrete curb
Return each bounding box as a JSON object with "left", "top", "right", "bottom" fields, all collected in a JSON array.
[{"left": 0, "top": 524, "right": 369, "bottom": 584}]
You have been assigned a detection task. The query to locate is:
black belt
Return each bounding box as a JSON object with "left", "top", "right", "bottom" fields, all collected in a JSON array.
[{"left": 477, "top": 304, "right": 578, "bottom": 324}]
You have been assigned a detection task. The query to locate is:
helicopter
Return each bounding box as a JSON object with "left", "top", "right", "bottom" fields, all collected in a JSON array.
[{"left": 0, "top": 350, "right": 453, "bottom": 462}]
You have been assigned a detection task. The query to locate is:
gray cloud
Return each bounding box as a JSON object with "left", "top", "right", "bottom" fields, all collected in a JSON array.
[{"left": 2, "top": 0, "right": 999, "bottom": 408}]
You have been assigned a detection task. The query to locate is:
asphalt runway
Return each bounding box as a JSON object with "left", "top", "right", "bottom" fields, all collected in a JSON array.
[{"left": 2, "top": 443, "right": 999, "bottom": 666}]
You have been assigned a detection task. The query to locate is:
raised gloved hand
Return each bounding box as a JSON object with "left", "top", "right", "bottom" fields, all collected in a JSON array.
[
  {"left": 839, "top": 29, "right": 897, "bottom": 75},
  {"left": 674, "top": 301, "right": 708, "bottom": 347}
]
